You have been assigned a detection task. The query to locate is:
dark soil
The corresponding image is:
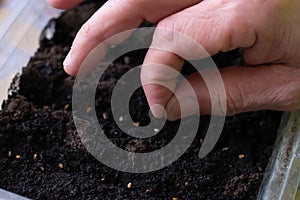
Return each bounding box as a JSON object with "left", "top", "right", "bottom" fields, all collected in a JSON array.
[{"left": 0, "top": 1, "right": 282, "bottom": 199}]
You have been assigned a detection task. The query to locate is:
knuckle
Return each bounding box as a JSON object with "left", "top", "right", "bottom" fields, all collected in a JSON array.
[
  {"left": 226, "top": 93, "right": 239, "bottom": 116},
  {"left": 79, "top": 21, "right": 94, "bottom": 39},
  {"left": 225, "top": 84, "right": 247, "bottom": 116},
  {"left": 156, "top": 15, "right": 185, "bottom": 35},
  {"left": 152, "top": 21, "right": 176, "bottom": 47},
  {"left": 154, "top": 18, "right": 200, "bottom": 59}
]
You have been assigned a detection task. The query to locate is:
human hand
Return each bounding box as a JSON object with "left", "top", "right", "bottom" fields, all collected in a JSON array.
[{"left": 48, "top": 0, "right": 300, "bottom": 120}]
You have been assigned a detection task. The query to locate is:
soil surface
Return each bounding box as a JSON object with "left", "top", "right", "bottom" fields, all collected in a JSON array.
[{"left": 0, "top": 1, "right": 282, "bottom": 199}]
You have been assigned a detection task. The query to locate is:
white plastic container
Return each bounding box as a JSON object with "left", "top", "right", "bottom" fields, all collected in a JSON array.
[{"left": 0, "top": 0, "right": 61, "bottom": 103}]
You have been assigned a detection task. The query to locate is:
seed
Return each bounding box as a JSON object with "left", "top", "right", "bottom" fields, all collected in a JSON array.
[
  {"left": 146, "top": 189, "right": 150, "bottom": 192},
  {"left": 103, "top": 112, "right": 109, "bottom": 120},
  {"left": 16, "top": 155, "right": 21, "bottom": 159},
  {"left": 119, "top": 116, "right": 124, "bottom": 122},
  {"left": 33, "top": 154, "right": 37, "bottom": 160},
  {"left": 173, "top": 197, "right": 178, "bottom": 200},
  {"left": 101, "top": 178, "right": 106, "bottom": 181},
  {"left": 64, "top": 104, "right": 70, "bottom": 110},
  {"left": 58, "top": 163, "right": 64, "bottom": 169},
  {"left": 222, "top": 147, "right": 229, "bottom": 151},
  {"left": 124, "top": 56, "right": 130, "bottom": 64},
  {"left": 127, "top": 182, "right": 132, "bottom": 189},
  {"left": 86, "top": 107, "right": 92, "bottom": 113},
  {"left": 43, "top": 106, "right": 49, "bottom": 110},
  {"left": 40, "top": 166, "right": 45, "bottom": 171},
  {"left": 200, "top": 138, "right": 204, "bottom": 144},
  {"left": 8, "top": 151, "right": 12, "bottom": 157},
  {"left": 238, "top": 154, "right": 245, "bottom": 159},
  {"left": 133, "top": 122, "right": 140, "bottom": 127}
]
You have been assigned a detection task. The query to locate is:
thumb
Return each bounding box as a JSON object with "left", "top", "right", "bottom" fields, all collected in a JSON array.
[{"left": 166, "top": 65, "right": 300, "bottom": 120}]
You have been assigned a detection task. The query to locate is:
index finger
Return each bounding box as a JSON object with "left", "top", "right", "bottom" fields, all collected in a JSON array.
[{"left": 63, "top": 0, "right": 201, "bottom": 75}]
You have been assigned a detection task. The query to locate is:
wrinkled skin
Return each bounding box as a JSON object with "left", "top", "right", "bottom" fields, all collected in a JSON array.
[{"left": 48, "top": 0, "right": 300, "bottom": 120}]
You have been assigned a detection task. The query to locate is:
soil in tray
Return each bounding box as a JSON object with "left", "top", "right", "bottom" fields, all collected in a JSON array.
[{"left": 0, "top": 1, "right": 282, "bottom": 199}]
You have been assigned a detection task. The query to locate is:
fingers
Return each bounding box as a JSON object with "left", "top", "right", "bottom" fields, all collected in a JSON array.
[
  {"left": 142, "top": 0, "right": 257, "bottom": 118},
  {"left": 63, "top": 0, "right": 202, "bottom": 75},
  {"left": 141, "top": 50, "right": 184, "bottom": 118},
  {"left": 63, "top": 1, "right": 142, "bottom": 75},
  {"left": 166, "top": 65, "right": 300, "bottom": 120},
  {"left": 47, "top": 0, "right": 85, "bottom": 9}
]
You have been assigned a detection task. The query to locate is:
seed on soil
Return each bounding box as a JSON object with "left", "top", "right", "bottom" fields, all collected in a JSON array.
[
  {"left": 43, "top": 105, "right": 49, "bottom": 110},
  {"left": 33, "top": 154, "right": 37, "bottom": 160},
  {"left": 58, "top": 163, "right": 64, "bottom": 169},
  {"left": 200, "top": 138, "right": 204, "bottom": 144},
  {"left": 146, "top": 189, "right": 150, "bottom": 193},
  {"left": 102, "top": 112, "right": 109, "bottom": 120},
  {"left": 127, "top": 182, "right": 132, "bottom": 189},
  {"left": 100, "top": 178, "right": 106, "bottom": 181},
  {"left": 15, "top": 155, "right": 21, "bottom": 159},
  {"left": 124, "top": 56, "right": 130, "bottom": 64},
  {"left": 133, "top": 122, "right": 140, "bottom": 127},
  {"left": 238, "top": 154, "right": 245, "bottom": 159},
  {"left": 125, "top": 139, "right": 147, "bottom": 153},
  {"left": 86, "top": 107, "right": 92, "bottom": 113},
  {"left": 40, "top": 167, "right": 45, "bottom": 171},
  {"left": 222, "top": 147, "right": 229, "bottom": 151},
  {"left": 173, "top": 197, "right": 178, "bottom": 200},
  {"left": 119, "top": 116, "right": 124, "bottom": 122},
  {"left": 64, "top": 104, "right": 70, "bottom": 110},
  {"left": 8, "top": 151, "right": 12, "bottom": 157}
]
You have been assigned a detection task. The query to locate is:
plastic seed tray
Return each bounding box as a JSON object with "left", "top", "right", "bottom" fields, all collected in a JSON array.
[{"left": 0, "top": 0, "right": 299, "bottom": 199}]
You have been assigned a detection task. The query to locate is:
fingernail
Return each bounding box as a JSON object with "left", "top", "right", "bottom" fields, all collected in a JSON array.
[
  {"left": 63, "top": 51, "right": 72, "bottom": 68},
  {"left": 150, "top": 104, "right": 166, "bottom": 119},
  {"left": 167, "top": 97, "right": 199, "bottom": 121}
]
